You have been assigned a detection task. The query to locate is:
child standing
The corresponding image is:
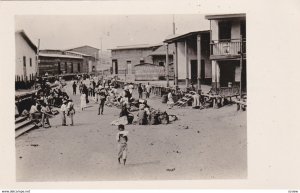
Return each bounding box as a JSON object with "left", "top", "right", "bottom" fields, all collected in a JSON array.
[{"left": 116, "top": 124, "right": 128, "bottom": 165}]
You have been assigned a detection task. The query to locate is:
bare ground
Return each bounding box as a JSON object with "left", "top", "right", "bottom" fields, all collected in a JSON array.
[{"left": 15, "top": 82, "right": 247, "bottom": 181}]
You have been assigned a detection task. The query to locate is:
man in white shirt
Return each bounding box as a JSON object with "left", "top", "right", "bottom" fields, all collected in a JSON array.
[{"left": 60, "top": 100, "right": 67, "bottom": 126}]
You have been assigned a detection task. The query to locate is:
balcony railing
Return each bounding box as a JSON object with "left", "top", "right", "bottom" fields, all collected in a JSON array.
[{"left": 210, "top": 39, "right": 246, "bottom": 57}]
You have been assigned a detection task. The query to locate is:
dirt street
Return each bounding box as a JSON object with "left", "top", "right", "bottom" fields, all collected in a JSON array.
[{"left": 15, "top": 82, "right": 247, "bottom": 181}]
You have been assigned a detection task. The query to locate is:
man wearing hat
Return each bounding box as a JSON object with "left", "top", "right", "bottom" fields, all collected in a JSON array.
[{"left": 60, "top": 99, "right": 68, "bottom": 126}]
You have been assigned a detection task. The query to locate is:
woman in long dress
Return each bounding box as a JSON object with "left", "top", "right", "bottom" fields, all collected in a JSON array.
[{"left": 80, "top": 93, "right": 87, "bottom": 111}]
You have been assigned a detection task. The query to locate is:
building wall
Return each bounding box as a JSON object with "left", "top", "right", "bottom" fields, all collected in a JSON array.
[
  {"left": 135, "top": 65, "right": 165, "bottom": 81},
  {"left": 69, "top": 47, "right": 98, "bottom": 72},
  {"left": 111, "top": 48, "right": 154, "bottom": 74},
  {"left": 39, "top": 57, "right": 84, "bottom": 76},
  {"left": 15, "top": 33, "right": 37, "bottom": 79},
  {"left": 176, "top": 35, "right": 212, "bottom": 81},
  {"left": 210, "top": 19, "right": 243, "bottom": 41}
]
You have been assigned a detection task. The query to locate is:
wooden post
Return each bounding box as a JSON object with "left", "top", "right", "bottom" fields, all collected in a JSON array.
[
  {"left": 240, "top": 35, "right": 243, "bottom": 100},
  {"left": 165, "top": 43, "right": 169, "bottom": 87},
  {"left": 36, "top": 39, "right": 40, "bottom": 76},
  {"left": 185, "top": 40, "right": 189, "bottom": 88},
  {"left": 197, "top": 34, "right": 201, "bottom": 91},
  {"left": 174, "top": 42, "right": 178, "bottom": 88}
]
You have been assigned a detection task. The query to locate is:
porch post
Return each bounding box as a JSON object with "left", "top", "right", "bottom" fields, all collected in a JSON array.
[
  {"left": 197, "top": 34, "right": 201, "bottom": 91},
  {"left": 240, "top": 35, "right": 243, "bottom": 99},
  {"left": 174, "top": 42, "right": 178, "bottom": 88},
  {"left": 165, "top": 43, "right": 169, "bottom": 87},
  {"left": 185, "top": 40, "right": 189, "bottom": 88}
]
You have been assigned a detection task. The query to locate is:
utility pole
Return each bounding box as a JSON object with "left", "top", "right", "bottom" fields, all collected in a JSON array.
[{"left": 172, "top": 15, "right": 176, "bottom": 35}]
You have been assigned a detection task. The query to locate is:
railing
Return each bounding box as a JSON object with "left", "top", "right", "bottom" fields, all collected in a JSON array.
[{"left": 210, "top": 39, "right": 246, "bottom": 56}]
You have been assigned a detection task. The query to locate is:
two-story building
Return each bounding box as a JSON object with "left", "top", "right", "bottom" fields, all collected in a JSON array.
[
  {"left": 205, "top": 13, "right": 246, "bottom": 92},
  {"left": 164, "top": 30, "right": 212, "bottom": 89},
  {"left": 15, "top": 30, "right": 37, "bottom": 81}
]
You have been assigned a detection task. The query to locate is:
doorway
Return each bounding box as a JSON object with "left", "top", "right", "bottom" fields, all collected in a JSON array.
[
  {"left": 219, "top": 60, "right": 237, "bottom": 87},
  {"left": 112, "top": 60, "right": 118, "bottom": 74}
]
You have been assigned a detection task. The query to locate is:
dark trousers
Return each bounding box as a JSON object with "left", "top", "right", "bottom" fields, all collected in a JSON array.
[
  {"left": 98, "top": 100, "right": 105, "bottom": 114},
  {"left": 146, "top": 92, "right": 150, "bottom": 98},
  {"left": 138, "top": 92, "right": 143, "bottom": 99},
  {"left": 73, "top": 88, "right": 76, "bottom": 95}
]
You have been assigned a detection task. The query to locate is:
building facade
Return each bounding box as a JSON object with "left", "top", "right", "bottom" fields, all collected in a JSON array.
[
  {"left": 66, "top": 45, "right": 99, "bottom": 73},
  {"left": 205, "top": 13, "right": 246, "bottom": 92},
  {"left": 111, "top": 44, "right": 160, "bottom": 74},
  {"left": 164, "top": 31, "right": 212, "bottom": 89},
  {"left": 38, "top": 50, "right": 85, "bottom": 76},
  {"left": 15, "top": 30, "right": 37, "bottom": 81}
]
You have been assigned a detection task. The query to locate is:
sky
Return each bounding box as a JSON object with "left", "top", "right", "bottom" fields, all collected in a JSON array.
[{"left": 15, "top": 14, "right": 210, "bottom": 51}]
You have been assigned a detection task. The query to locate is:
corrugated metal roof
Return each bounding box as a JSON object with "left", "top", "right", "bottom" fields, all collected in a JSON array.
[
  {"left": 110, "top": 43, "right": 162, "bottom": 50},
  {"left": 65, "top": 51, "right": 92, "bottom": 57},
  {"left": 39, "top": 53, "right": 83, "bottom": 59}
]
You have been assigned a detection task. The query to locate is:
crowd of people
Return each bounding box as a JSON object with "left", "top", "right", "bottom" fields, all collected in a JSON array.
[{"left": 24, "top": 77, "right": 69, "bottom": 128}]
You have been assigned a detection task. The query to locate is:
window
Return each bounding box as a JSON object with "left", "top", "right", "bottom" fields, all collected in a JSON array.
[
  {"left": 23, "top": 56, "right": 26, "bottom": 67},
  {"left": 30, "top": 58, "right": 32, "bottom": 67},
  {"left": 78, "top": 63, "right": 81, "bottom": 72},
  {"left": 159, "top": 62, "right": 164, "bottom": 66},
  {"left": 127, "top": 61, "right": 132, "bottom": 74},
  {"left": 218, "top": 21, "right": 232, "bottom": 41}
]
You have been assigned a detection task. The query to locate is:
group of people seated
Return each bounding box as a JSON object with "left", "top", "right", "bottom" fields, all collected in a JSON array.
[{"left": 24, "top": 79, "right": 68, "bottom": 128}]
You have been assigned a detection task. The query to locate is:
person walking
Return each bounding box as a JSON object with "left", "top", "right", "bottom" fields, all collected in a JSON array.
[
  {"left": 116, "top": 124, "right": 129, "bottom": 165},
  {"left": 98, "top": 86, "right": 107, "bottom": 115},
  {"left": 80, "top": 93, "right": 87, "bottom": 111},
  {"left": 82, "top": 84, "right": 89, "bottom": 103},
  {"left": 72, "top": 81, "right": 77, "bottom": 95},
  {"left": 167, "top": 91, "right": 174, "bottom": 109},
  {"left": 138, "top": 83, "right": 143, "bottom": 99},
  {"left": 145, "top": 82, "right": 151, "bottom": 98},
  {"left": 67, "top": 99, "right": 75, "bottom": 126}
]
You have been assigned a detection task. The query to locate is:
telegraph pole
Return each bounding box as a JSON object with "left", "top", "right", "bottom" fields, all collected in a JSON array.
[{"left": 172, "top": 15, "right": 176, "bottom": 35}]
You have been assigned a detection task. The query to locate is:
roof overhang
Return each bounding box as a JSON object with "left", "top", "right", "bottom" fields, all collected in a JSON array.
[
  {"left": 16, "top": 30, "right": 37, "bottom": 53},
  {"left": 110, "top": 44, "right": 162, "bottom": 51},
  {"left": 164, "top": 30, "right": 210, "bottom": 43},
  {"left": 205, "top": 13, "right": 246, "bottom": 20},
  {"left": 39, "top": 53, "right": 83, "bottom": 59}
]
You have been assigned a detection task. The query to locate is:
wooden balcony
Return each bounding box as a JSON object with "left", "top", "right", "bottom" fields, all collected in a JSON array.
[{"left": 210, "top": 39, "right": 246, "bottom": 60}]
